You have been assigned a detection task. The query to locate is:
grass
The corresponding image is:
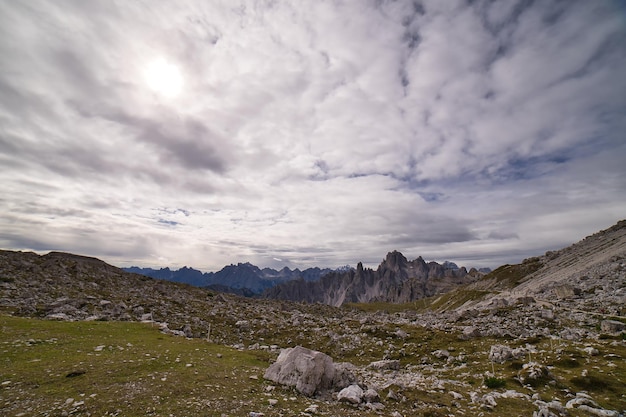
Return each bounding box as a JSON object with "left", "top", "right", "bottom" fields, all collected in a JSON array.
[
  {"left": 2, "top": 313, "right": 626, "bottom": 417},
  {"left": 0, "top": 315, "right": 273, "bottom": 417},
  {"left": 484, "top": 376, "right": 506, "bottom": 388}
]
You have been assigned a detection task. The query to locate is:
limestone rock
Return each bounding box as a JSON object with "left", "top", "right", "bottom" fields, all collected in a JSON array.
[
  {"left": 367, "top": 359, "right": 400, "bottom": 371},
  {"left": 263, "top": 346, "right": 341, "bottom": 397},
  {"left": 600, "top": 320, "right": 625, "bottom": 334},
  {"left": 459, "top": 326, "right": 481, "bottom": 340},
  {"left": 332, "top": 362, "right": 358, "bottom": 390},
  {"left": 337, "top": 384, "right": 363, "bottom": 404},
  {"left": 489, "top": 345, "right": 525, "bottom": 363},
  {"left": 363, "top": 388, "right": 380, "bottom": 403}
]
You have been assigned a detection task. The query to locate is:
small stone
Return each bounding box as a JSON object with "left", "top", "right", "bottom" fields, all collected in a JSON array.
[
  {"left": 268, "top": 399, "right": 278, "bottom": 406},
  {"left": 582, "top": 346, "right": 599, "bottom": 356}
]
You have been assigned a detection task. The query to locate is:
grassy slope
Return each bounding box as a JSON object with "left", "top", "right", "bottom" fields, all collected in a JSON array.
[
  {"left": 0, "top": 316, "right": 274, "bottom": 417},
  {"left": 2, "top": 315, "right": 625, "bottom": 416}
]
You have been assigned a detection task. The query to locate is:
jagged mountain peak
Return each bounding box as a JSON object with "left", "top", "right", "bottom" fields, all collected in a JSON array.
[{"left": 381, "top": 250, "right": 409, "bottom": 271}]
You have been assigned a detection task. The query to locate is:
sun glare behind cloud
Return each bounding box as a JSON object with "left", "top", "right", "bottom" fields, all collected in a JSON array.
[{"left": 144, "top": 57, "right": 183, "bottom": 98}]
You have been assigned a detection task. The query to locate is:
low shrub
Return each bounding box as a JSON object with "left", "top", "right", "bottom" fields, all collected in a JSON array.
[{"left": 484, "top": 376, "right": 506, "bottom": 389}]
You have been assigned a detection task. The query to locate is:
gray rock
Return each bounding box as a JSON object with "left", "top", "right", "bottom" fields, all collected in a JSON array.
[
  {"left": 540, "top": 309, "right": 554, "bottom": 320},
  {"left": 533, "top": 407, "right": 557, "bottom": 417},
  {"left": 263, "top": 346, "right": 337, "bottom": 397},
  {"left": 337, "top": 384, "right": 363, "bottom": 404},
  {"left": 332, "top": 362, "right": 357, "bottom": 390},
  {"left": 489, "top": 345, "right": 519, "bottom": 363},
  {"left": 460, "top": 326, "right": 481, "bottom": 340},
  {"left": 432, "top": 349, "right": 450, "bottom": 359},
  {"left": 363, "top": 388, "right": 380, "bottom": 403},
  {"left": 367, "top": 359, "right": 400, "bottom": 371},
  {"left": 576, "top": 405, "right": 620, "bottom": 417},
  {"left": 600, "top": 319, "right": 625, "bottom": 334}
]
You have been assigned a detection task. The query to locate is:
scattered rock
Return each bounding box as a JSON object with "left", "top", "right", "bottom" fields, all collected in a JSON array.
[
  {"left": 367, "top": 359, "right": 400, "bottom": 371},
  {"left": 582, "top": 346, "right": 599, "bottom": 356},
  {"left": 517, "top": 362, "right": 552, "bottom": 386},
  {"left": 489, "top": 345, "right": 525, "bottom": 363},
  {"left": 600, "top": 320, "right": 625, "bottom": 334},
  {"left": 337, "top": 384, "right": 364, "bottom": 404},
  {"left": 363, "top": 388, "right": 380, "bottom": 403},
  {"left": 459, "top": 326, "right": 481, "bottom": 340}
]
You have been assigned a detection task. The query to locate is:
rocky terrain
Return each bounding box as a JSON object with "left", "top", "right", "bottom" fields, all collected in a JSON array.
[
  {"left": 262, "top": 251, "right": 484, "bottom": 306},
  {"left": 1, "top": 220, "right": 625, "bottom": 416}
]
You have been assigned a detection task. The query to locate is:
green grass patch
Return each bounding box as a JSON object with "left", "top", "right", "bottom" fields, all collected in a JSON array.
[
  {"left": 0, "top": 315, "right": 273, "bottom": 417},
  {"left": 484, "top": 376, "right": 506, "bottom": 389}
]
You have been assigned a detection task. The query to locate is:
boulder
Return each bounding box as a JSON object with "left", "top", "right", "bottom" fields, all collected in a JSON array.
[
  {"left": 600, "top": 320, "right": 625, "bottom": 334},
  {"left": 363, "top": 388, "right": 380, "bottom": 403},
  {"left": 337, "top": 384, "right": 364, "bottom": 404},
  {"left": 517, "top": 362, "right": 551, "bottom": 386},
  {"left": 489, "top": 345, "right": 525, "bottom": 363},
  {"left": 553, "top": 285, "right": 580, "bottom": 299},
  {"left": 489, "top": 345, "right": 513, "bottom": 363},
  {"left": 540, "top": 309, "right": 555, "bottom": 320},
  {"left": 263, "top": 346, "right": 350, "bottom": 397},
  {"left": 333, "top": 362, "right": 358, "bottom": 390},
  {"left": 460, "top": 326, "right": 481, "bottom": 340}
]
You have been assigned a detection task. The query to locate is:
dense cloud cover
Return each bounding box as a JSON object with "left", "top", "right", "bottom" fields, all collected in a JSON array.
[{"left": 1, "top": 0, "right": 625, "bottom": 270}]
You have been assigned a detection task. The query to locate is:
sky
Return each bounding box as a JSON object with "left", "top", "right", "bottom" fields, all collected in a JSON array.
[{"left": 1, "top": 0, "right": 625, "bottom": 272}]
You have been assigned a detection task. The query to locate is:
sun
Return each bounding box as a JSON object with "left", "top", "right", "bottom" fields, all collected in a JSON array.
[{"left": 144, "top": 57, "right": 184, "bottom": 98}]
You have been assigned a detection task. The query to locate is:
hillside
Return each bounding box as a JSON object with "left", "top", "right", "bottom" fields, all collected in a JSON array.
[{"left": 429, "top": 220, "right": 626, "bottom": 315}]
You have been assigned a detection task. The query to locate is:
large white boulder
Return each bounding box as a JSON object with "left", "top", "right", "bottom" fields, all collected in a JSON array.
[{"left": 263, "top": 346, "right": 354, "bottom": 397}]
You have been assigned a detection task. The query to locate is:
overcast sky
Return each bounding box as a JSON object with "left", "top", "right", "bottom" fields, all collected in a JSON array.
[{"left": 1, "top": 0, "right": 625, "bottom": 272}]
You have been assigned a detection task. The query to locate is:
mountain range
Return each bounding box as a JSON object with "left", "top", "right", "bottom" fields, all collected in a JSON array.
[
  {"left": 124, "top": 258, "right": 488, "bottom": 300},
  {"left": 123, "top": 263, "right": 352, "bottom": 295},
  {"left": 262, "top": 252, "right": 485, "bottom": 306}
]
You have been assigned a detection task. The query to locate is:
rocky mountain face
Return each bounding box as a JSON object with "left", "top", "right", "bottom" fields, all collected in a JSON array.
[
  {"left": 262, "top": 251, "right": 483, "bottom": 306},
  {"left": 124, "top": 263, "right": 343, "bottom": 295},
  {"left": 443, "top": 219, "right": 626, "bottom": 314}
]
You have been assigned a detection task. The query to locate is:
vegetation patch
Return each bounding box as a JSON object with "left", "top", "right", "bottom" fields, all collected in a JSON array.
[{"left": 484, "top": 376, "right": 506, "bottom": 389}]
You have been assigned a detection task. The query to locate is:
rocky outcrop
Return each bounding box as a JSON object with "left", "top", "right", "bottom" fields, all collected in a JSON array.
[
  {"left": 458, "top": 220, "right": 626, "bottom": 311},
  {"left": 263, "top": 346, "right": 356, "bottom": 397},
  {"left": 262, "top": 251, "right": 481, "bottom": 306}
]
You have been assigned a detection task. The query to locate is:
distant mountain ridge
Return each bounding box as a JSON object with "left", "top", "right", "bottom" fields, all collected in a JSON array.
[
  {"left": 262, "top": 251, "right": 485, "bottom": 306},
  {"left": 123, "top": 263, "right": 350, "bottom": 295}
]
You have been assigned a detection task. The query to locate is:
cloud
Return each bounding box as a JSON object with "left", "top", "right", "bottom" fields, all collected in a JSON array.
[{"left": 0, "top": 0, "right": 624, "bottom": 271}]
